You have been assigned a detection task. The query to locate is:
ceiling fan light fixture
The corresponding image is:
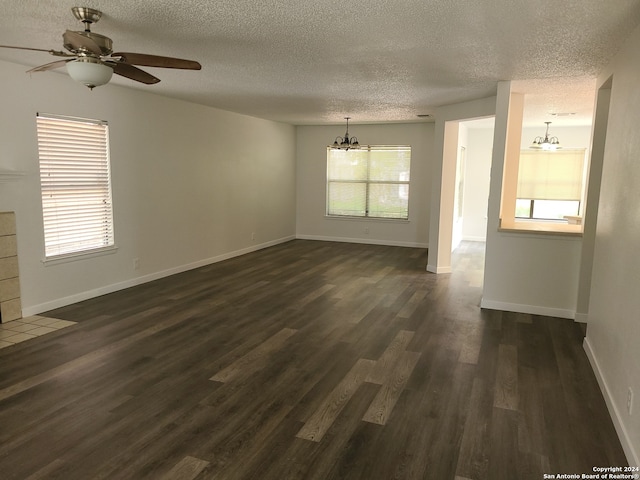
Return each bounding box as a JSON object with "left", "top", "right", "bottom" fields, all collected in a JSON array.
[
  {"left": 530, "top": 121, "right": 561, "bottom": 151},
  {"left": 2, "top": 7, "right": 202, "bottom": 88},
  {"left": 66, "top": 57, "right": 113, "bottom": 89},
  {"left": 330, "top": 117, "right": 361, "bottom": 150}
]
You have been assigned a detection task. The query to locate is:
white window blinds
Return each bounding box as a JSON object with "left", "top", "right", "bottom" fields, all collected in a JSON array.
[
  {"left": 517, "top": 149, "right": 586, "bottom": 201},
  {"left": 327, "top": 146, "right": 411, "bottom": 219},
  {"left": 36, "top": 113, "right": 115, "bottom": 259}
]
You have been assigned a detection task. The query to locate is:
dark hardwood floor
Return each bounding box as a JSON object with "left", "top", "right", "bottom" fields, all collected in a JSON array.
[{"left": 0, "top": 240, "right": 627, "bottom": 479}]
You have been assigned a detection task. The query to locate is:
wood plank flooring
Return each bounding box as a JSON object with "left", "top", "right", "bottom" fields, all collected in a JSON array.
[{"left": 0, "top": 240, "right": 627, "bottom": 479}]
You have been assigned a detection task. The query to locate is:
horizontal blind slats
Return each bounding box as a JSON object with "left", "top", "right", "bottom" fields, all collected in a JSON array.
[
  {"left": 326, "top": 146, "right": 411, "bottom": 220},
  {"left": 37, "top": 113, "right": 114, "bottom": 259}
]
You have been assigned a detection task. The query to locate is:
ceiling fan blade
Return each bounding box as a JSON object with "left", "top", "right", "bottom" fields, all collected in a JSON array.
[
  {"left": 27, "top": 59, "right": 73, "bottom": 73},
  {"left": 112, "top": 52, "right": 201, "bottom": 70},
  {"left": 63, "top": 30, "right": 102, "bottom": 56},
  {"left": 112, "top": 63, "right": 160, "bottom": 85},
  {"left": 0, "top": 45, "right": 72, "bottom": 57}
]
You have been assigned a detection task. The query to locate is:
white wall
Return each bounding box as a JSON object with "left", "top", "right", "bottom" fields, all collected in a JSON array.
[
  {"left": 296, "top": 123, "right": 432, "bottom": 247},
  {"left": 576, "top": 86, "right": 611, "bottom": 323},
  {"left": 583, "top": 23, "right": 640, "bottom": 466},
  {"left": 462, "top": 124, "right": 494, "bottom": 241},
  {"left": 481, "top": 84, "right": 592, "bottom": 319},
  {"left": 451, "top": 123, "right": 467, "bottom": 251},
  {"left": 0, "top": 59, "right": 296, "bottom": 315}
]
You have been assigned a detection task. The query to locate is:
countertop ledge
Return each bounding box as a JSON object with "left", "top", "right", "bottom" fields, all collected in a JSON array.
[{"left": 499, "top": 219, "right": 583, "bottom": 237}]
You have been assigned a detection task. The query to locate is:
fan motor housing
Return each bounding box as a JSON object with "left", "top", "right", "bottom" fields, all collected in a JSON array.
[{"left": 64, "top": 31, "right": 113, "bottom": 56}]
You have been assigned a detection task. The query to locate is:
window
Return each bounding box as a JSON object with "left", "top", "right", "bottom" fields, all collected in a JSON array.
[
  {"left": 515, "top": 149, "right": 586, "bottom": 221},
  {"left": 36, "top": 113, "right": 115, "bottom": 260},
  {"left": 327, "top": 146, "right": 411, "bottom": 219}
]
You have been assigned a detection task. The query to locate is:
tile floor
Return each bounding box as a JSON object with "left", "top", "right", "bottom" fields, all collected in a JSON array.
[{"left": 0, "top": 315, "right": 76, "bottom": 349}]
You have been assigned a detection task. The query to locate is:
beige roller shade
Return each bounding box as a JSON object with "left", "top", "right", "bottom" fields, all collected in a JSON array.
[{"left": 517, "top": 149, "right": 586, "bottom": 201}]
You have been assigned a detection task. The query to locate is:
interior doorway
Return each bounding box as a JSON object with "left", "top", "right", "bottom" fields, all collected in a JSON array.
[{"left": 450, "top": 117, "right": 494, "bottom": 271}]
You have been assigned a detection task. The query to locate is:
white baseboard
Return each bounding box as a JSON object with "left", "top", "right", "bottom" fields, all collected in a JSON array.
[
  {"left": 295, "top": 234, "right": 428, "bottom": 249},
  {"left": 426, "top": 264, "right": 452, "bottom": 274},
  {"left": 584, "top": 337, "right": 639, "bottom": 466},
  {"left": 479, "top": 298, "right": 575, "bottom": 319},
  {"left": 574, "top": 312, "right": 589, "bottom": 324},
  {"left": 22, "top": 235, "right": 296, "bottom": 316},
  {"left": 461, "top": 236, "right": 487, "bottom": 242}
]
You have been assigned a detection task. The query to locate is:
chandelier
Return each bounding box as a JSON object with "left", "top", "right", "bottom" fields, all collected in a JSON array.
[
  {"left": 331, "top": 117, "right": 360, "bottom": 150},
  {"left": 530, "top": 121, "right": 561, "bottom": 150}
]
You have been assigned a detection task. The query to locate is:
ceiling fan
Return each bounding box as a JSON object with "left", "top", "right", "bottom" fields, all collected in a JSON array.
[{"left": 0, "top": 6, "right": 201, "bottom": 89}]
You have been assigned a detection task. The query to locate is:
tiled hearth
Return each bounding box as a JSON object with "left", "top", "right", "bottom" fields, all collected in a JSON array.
[
  {"left": 0, "top": 211, "right": 22, "bottom": 322},
  {"left": 0, "top": 211, "right": 77, "bottom": 349},
  {"left": 0, "top": 315, "right": 76, "bottom": 349}
]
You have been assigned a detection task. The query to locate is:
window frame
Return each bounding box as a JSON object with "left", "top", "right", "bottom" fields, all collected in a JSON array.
[
  {"left": 326, "top": 145, "right": 411, "bottom": 220},
  {"left": 36, "top": 113, "right": 116, "bottom": 263},
  {"left": 515, "top": 198, "right": 581, "bottom": 221}
]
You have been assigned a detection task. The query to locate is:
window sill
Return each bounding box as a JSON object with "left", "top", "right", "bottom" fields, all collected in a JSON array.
[
  {"left": 42, "top": 245, "right": 118, "bottom": 266},
  {"left": 498, "top": 219, "right": 582, "bottom": 237},
  {"left": 325, "top": 215, "right": 410, "bottom": 223}
]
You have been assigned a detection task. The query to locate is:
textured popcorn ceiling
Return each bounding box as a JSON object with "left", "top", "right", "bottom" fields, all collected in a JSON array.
[{"left": 1, "top": 0, "right": 639, "bottom": 125}]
